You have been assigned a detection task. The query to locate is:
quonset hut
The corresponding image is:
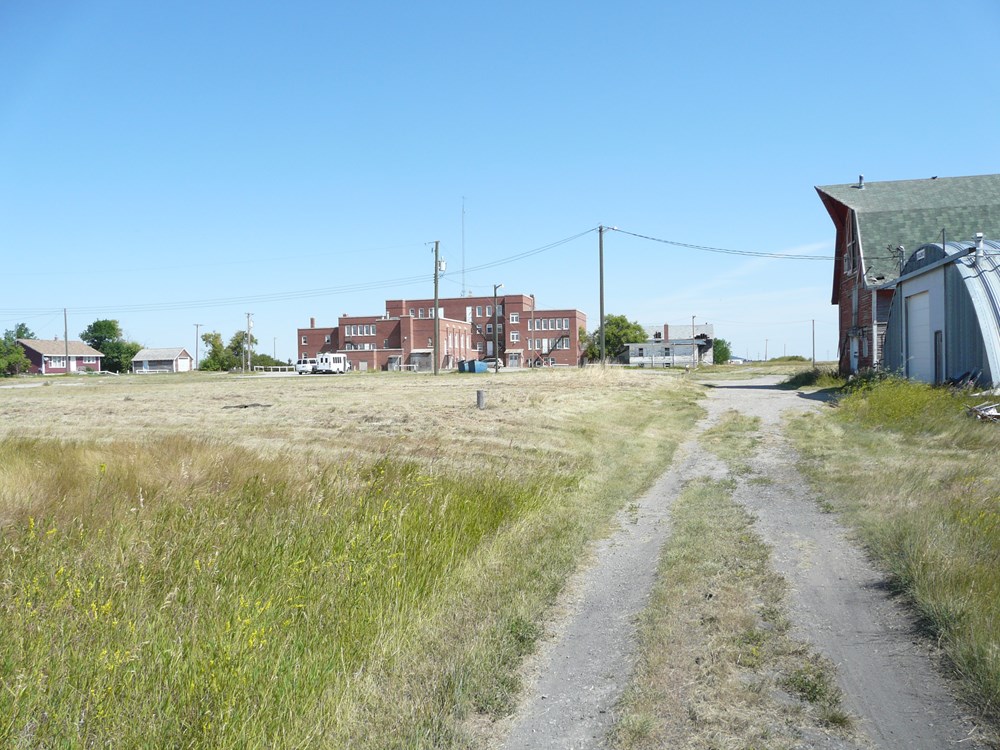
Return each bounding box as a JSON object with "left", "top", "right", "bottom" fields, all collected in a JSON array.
[{"left": 883, "top": 235, "right": 1000, "bottom": 386}]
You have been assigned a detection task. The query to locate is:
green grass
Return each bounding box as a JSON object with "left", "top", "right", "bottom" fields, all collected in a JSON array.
[
  {"left": 787, "top": 377, "right": 1000, "bottom": 724},
  {"left": 779, "top": 367, "right": 845, "bottom": 390},
  {"left": 0, "top": 376, "right": 704, "bottom": 748}
]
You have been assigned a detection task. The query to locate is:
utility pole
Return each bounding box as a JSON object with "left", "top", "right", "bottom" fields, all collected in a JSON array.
[
  {"left": 765, "top": 338, "right": 768, "bottom": 361},
  {"left": 812, "top": 320, "right": 816, "bottom": 367},
  {"left": 493, "top": 283, "right": 504, "bottom": 372},
  {"left": 691, "top": 315, "right": 696, "bottom": 368},
  {"left": 245, "top": 313, "right": 254, "bottom": 372},
  {"left": 598, "top": 226, "right": 606, "bottom": 363},
  {"left": 433, "top": 241, "right": 441, "bottom": 375},
  {"left": 63, "top": 308, "right": 69, "bottom": 374},
  {"left": 194, "top": 323, "right": 203, "bottom": 370}
]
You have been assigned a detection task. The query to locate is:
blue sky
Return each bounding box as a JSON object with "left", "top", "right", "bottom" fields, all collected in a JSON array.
[{"left": 3, "top": 1, "right": 999, "bottom": 362}]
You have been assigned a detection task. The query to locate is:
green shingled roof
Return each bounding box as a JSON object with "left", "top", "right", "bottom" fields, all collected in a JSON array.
[{"left": 817, "top": 174, "right": 1000, "bottom": 282}]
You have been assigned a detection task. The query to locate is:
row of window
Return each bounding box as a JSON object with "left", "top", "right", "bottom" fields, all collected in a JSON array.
[
  {"left": 527, "top": 318, "right": 570, "bottom": 331},
  {"left": 345, "top": 324, "right": 376, "bottom": 337},
  {"left": 411, "top": 307, "right": 445, "bottom": 319},
  {"left": 473, "top": 305, "right": 504, "bottom": 318},
  {"left": 527, "top": 338, "right": 570, "bottom": 351}
]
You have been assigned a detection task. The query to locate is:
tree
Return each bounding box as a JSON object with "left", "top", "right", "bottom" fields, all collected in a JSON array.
[
  {"left": 79, "top": 318, "right": 140, "bottom": 372},
  {"left": 198, "top": 331, "right": 239, "bottom": 371},
  {"left": 0, "top": 328, "right": 30, "bottom": 376},
  {"left": 228, "top": 331, "right": 258, "bottom": 363},
  {"left": 80, "top": 319, "right": 124, "bottom": 351},
  {"left": 101, "top": 340, "right": 142, "bottom": 373},
  {"left": 9, "top": 323, "right": 36, "bottom": 340},
  {"left": 586, "top": 314, "right": 647, "bottom": 361},
  {"left": 713, "top": 337, "right": 732, "bottom": 364}
]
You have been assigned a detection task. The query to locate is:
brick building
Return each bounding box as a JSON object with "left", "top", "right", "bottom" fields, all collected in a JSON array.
[{"left": 298, "top": 293, "right": 587, "bottom": 372}]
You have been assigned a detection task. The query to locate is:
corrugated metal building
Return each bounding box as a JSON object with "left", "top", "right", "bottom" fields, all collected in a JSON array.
[{"left": 883, "top": 236, "right": 1000, "bottom": 386}]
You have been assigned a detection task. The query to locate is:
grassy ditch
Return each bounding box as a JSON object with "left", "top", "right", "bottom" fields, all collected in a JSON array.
[
  {"left": 787, "top": 376, "right": 1000, "bottom": 723},
  {"left": 0, "top": 369, "right": 702, "bottom": 748},
  {"left": 613, "top": 412, "right": 854, "bottom": 749}
]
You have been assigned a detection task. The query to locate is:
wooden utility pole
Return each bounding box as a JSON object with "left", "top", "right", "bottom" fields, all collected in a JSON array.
[
  {"left": 63, "top": 308, "right": 69, "bottom": 374},
  {"left": 433, "top": 241, "right": 440, "bottom": 375},
  {"left": 194, "top": 323, "right": 203, "bottom": 370},
  {"left": 598, "top": 226, "right": 606, "bottom": 363},
  {"left": 812, "top": 320, "right": 816, "bottom": 367}
]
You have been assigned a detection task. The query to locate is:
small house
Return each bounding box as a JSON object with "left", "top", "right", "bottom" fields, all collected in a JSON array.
[
  {"left": 17, "top": 339, "right": 104, "bottom": 374},
  {"left": 131, "top": 348, "right": 194, "bottom": 374}
]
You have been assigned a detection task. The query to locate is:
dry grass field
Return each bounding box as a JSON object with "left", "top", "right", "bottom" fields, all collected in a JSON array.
[{"left": 0, "top": 368, "right": 703, "bottom": 748}]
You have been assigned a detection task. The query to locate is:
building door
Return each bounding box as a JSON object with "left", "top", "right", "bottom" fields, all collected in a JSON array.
[
  {"left": 905, "top": 291, "right": 933, "bottom": 383},
  {"left": 849, "top": 337, "right": 859, "bottom": 372}
]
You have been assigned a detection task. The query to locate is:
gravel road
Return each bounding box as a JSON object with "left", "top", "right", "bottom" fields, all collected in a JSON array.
[{"left": 494, "top": 376, "right": 991, "bottom": 749}]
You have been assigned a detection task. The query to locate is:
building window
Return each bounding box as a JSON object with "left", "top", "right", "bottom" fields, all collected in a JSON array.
[
  {"left": 528, "top": 338, "right": 533, "bottom": 350},
  {"left": 497, "top": 304, "right": 503, "bottom": 316},
  {"left": 301, "top": 335, "right": 308, "bottom": 345},
  {"left": 475, "top": 324, "right": 483, "bottom": 335},
  {"left": 541, "top": 319, "right": 548, "bottom": 331},
  {"left": 324, "top": 335, "right": 331, "bottom": 344},
  {"left": 428, "top": 338, "right": 433, "bottom": 347},
  {"left": 486, "top": 323, "right": 493, "bottom": 335},
  {"left": 419, "top": 308, "right": 425, "bottom": 318},
  {"left": 476, "top": 306, "right": 483, "bottom": 317},
  {"left": 82, "top": 356, "right": 97, "bottom": 364},
  {"left": 510, "top": 331, "right": 520, "bottom": 343},
  {"left": 563, "top": 318, "right": 569, "bottom": 330},
  {"left": 497, "top": 323, "right": 504, "bottom": 334},
  {"left": 409, "top": 308, "right": 415, "bottom": 317},
  {"left": 509, "top": 312, "right": 519, "bottom": 324},
  {"left": 476, "top": 342, "right": 483, "bottom": 352},
  {"left": 50, "top": 357, "right": 66, "bottom": 368},
  {"left": 486, "top": 306, "right": 492, "bottom": 318}
]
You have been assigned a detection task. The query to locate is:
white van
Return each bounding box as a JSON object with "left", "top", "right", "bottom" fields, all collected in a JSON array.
[
  {"left": 315, "top": 353, "right": 349, "bottom": 374},
  {"left": 295, "top": 357, "right": 317, "bottom": 375}
]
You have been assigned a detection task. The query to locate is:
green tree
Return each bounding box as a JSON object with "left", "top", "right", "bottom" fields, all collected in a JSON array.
[
  {"left": 80, "top": 319, "right": 124, "bottom": 351},
  {"left": 586, "top": 314, "right": 647, "bottom": 361},
  {"left": 228, "top": 331, "right": 258, "bottom": 363},
  {"left": 198, "top": 331, "right": 239, "bottom": 371},
  {"left": 713, "top": 337, "right": 732, "bottom": 364},
  {"left": 101, "top": 340, "right": 142, "bottom": 373},
  {"left": 9, "top": 323, "right": 37, "bottom": 340},
  {"left": 0, "top": 328, "right": 31, "bottom": 376},
  {"left": 79, "top": 318, "right": 140, "bottom": 372}
]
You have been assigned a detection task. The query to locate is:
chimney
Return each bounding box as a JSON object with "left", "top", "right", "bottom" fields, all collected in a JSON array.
[
  {"left": 858, "top": 174, "right": 865, "bottom": 189},
  {"left": 310, "top": 317, "right": 315, "bottom": 328},
  {"left": 976, "top": 232, "right": 985, "bottom": 264}
]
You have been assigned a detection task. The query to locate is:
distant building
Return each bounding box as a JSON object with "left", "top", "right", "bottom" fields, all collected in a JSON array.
[
  {"left": 131, "top": 348, "right": 194, "bottom": 374},
  {"left": 816, "top": 173, "right": 1000, "bottom": 375},
  {"left": 883, "top": 236, "right": 1000, "bottom": 386},
  {"left": 297, "top": 294, "right": 587, "bottom": 371},
  {"left": 17, "top": 339, "right": 104, "bottom": 375},
  {"left": 622, "top": 324, "right": 714, "bottom": 367}
]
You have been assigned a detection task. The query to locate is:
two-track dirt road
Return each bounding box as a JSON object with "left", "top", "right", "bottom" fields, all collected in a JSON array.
[{"left": 492, "top": 376, "right": 990, "bottom": 749}]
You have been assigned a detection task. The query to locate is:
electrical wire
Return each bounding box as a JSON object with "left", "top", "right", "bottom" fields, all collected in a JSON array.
[{"left": 615, "top": 228, "right": 832, "bottom": 260}]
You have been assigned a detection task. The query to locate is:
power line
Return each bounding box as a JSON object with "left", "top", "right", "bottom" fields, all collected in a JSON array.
[
  {"left": 615, "top": 228, "right": 832, "bottom": 261},
  {"left": 0, "top": 229, "right": 597, "bottom": 317}
]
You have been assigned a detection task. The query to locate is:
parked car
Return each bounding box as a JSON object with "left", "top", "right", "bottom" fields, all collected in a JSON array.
[
  {"left": 481, "top": 357, "right": 504, "bottom": 369},
  {"left": 295, "top": 357, "right": 317, "bottom": 375}
]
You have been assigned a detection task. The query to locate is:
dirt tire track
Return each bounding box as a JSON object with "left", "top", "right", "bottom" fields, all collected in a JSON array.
[{"left": 493, "top": 376, "right": 991, "bottom": 749}]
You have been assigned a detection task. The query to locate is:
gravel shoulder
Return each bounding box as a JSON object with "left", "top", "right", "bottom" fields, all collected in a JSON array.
[{"left": 492, "top": 375, "right": 991, "bottom": 749}]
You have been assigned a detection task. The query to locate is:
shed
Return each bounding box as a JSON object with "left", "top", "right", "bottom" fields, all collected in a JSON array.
[
  {"left": 131, "top": 348, "right": 194, "bottom": 374},
  {"left": 883, "top": 236, "right": 1000, "bottom": 386}
]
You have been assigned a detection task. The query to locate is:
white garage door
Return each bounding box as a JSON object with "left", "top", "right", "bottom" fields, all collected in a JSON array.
[{"left": 906, "top": 291, "right": 932, "bottom": 382}]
